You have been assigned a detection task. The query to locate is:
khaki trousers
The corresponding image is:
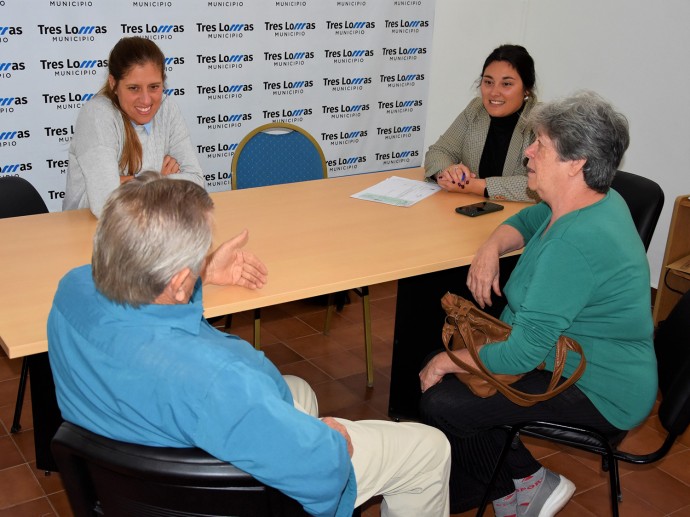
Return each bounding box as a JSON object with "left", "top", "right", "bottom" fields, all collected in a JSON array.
[{"left": 284, "top": 375, "right": 451, "bottom": 517}]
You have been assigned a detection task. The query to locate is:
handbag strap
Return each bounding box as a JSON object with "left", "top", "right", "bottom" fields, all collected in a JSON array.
[{"left": 441, "top": 311, "right": 587, "bottom": 407}]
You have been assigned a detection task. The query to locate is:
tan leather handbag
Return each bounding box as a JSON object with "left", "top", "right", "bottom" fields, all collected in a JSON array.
[{"left": 441, "top": 292, "right": 586, "bottom": 407}]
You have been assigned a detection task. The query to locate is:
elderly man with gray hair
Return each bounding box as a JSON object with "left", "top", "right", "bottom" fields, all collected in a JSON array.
[{"left": 48, "top": 172, "right": 451, "bottom": 517}]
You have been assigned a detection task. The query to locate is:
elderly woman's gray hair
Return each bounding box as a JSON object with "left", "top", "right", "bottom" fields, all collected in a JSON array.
[
  {"left": 528, "top": 91, "right": 630, "bottom": 193},
  {"left": 92, "top": 172, "right": 214, "bottom": 306}
]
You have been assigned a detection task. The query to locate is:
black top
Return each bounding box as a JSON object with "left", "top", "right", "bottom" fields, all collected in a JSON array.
[{"left": 478, "top": 105, "right": 524, "bottom": 180}]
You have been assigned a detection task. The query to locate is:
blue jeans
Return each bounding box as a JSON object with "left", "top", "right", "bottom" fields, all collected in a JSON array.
[{"left": 419, "top": 366, "right": 622, "bottom": 513}]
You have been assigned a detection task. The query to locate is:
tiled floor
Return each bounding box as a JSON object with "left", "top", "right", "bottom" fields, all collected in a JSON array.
[{"left": 1, "top": 280, "right": 689, "bottom": 516}]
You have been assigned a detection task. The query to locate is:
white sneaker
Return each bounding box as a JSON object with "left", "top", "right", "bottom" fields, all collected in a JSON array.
[{"left": 517, "top": 469, "right": 575, "bottom": 517}]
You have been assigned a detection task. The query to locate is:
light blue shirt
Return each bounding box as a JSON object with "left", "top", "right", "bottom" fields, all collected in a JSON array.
[
  {"left": 48, "top": 265, "right": 356, "bottom": 517},
  {"left": 132, "top": 120, "right": 153, "bottom": 134}
]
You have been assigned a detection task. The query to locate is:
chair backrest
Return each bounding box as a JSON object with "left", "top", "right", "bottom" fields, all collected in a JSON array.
[
  {"left": 0, "top": 176, "right": 49, "bottom": 218},
  {"left": 51, "top": 422, "right": 309, "bottom": 517},
  {"left": 654, "top": 290, "right": 690, "bottom": 437},
  {"left": 231, "top": 122, "right": 327, "bottom": 189},
  {"left": 610, "top": 170, "right": 664, "bottom": 251}
]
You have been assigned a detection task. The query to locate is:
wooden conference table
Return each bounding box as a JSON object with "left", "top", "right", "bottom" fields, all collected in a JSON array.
[{"left": 0, "top": 167, "right": 528, "bottom": 468}]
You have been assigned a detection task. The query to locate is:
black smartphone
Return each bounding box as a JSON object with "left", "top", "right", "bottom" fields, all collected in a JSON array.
[{"left": 455, "top": 201, "right": 505, "bottom": 217}]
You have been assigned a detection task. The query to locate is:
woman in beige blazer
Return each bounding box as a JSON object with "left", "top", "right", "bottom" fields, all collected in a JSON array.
[{"left": 425, "top": 44, "right": 538, "bottom": 202}]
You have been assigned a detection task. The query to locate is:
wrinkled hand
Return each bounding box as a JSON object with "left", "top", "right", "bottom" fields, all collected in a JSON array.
[
  {"left": 420, "top": 349, "right": 478, "bottom": 393},
  {"left": 419, "top": 352, "right": 449, "bottom": 393},
  {"left": 204, "top": 229, "right": 268, "bottom": 289},
  {"left": 467, "top": 243, "right": 502, "bottom": 308},
  {"left": 321, "top": 417, "right": 353, "bottom": 457},
  {"left": 161, "top": 155, "right": 181, "bottom": 176},
  {"left": 437, "top": 164, "right": 475, "bottom": 192}
]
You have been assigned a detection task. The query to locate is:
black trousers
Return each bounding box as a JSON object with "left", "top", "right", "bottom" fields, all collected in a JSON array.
[
  {"left": 389, "top": 257, "right": 518, "bottom": 421},
  {"left": 419, "top": 369, "right": 622, "bottom": 513}
]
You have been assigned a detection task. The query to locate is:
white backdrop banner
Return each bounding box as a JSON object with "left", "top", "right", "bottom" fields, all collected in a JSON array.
[{"left": 1, "top": 0, "right": 435, "bottom": 211}]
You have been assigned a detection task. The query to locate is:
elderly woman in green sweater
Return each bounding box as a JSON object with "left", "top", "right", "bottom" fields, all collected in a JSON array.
[{"left": 419, "top": 91, "right": 657, "bottom": 517}]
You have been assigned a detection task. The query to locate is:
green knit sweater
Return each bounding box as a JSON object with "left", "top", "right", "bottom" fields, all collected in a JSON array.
[{"left": 479, "top": 190, "right": 657, "bottom": 430}]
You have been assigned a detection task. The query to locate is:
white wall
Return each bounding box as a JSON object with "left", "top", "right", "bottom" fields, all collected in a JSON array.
[{"left": 427, "top": 0, "right": 690, "bottom": 287}]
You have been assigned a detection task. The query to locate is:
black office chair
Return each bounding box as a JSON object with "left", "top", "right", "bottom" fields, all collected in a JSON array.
[
  {"left": 611, "top": 170, "right": 665, "bottom": 251},
  {"left": 0, "top": 176, "right": 49, "bottom": 433},
  {"left": 477, "top": 172, "right": 668, "bottom": 517},
  {"left": 53, "top": 421, "right": 362, "bottom": 517},
  {"left": 477, "top": 288, "right": 690, "bottom": 517}
]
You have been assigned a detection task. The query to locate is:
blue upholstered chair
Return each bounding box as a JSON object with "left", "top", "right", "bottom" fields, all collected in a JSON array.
[
  {"left": 229, "top": 123, "right": 375, "bottom": 386},
  {"left": 231, "top": 123, "right": 327, "bottom": 189}
]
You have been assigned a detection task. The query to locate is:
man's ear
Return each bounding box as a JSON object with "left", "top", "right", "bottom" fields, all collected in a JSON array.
[
  {"left": 170, "top": 268, "right": 193, "bottom": 303},
  {"left": 155, "top": 267, "right": 193, "bottom": 305}
]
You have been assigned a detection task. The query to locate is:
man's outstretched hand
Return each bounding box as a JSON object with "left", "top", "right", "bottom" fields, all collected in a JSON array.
[{"left": 203, "top": 229, "right": 268, "bottom": 289}]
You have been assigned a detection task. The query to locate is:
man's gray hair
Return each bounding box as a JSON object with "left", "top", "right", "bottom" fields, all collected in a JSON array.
[
  {"left": 528, "top": 90, "right": 630, "bottom": 193},
  {"left": 92, "top": 172, "right": 214, "bottom": 306}
]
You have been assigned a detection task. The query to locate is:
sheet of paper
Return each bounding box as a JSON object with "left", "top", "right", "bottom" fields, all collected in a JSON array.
[{"left": 351, "top": 176, "right": 441, "bottom": 207}]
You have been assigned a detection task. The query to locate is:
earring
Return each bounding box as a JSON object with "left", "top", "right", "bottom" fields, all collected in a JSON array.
[{"left": 523, "top": 94, "right": 529, "bottom": 101}]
